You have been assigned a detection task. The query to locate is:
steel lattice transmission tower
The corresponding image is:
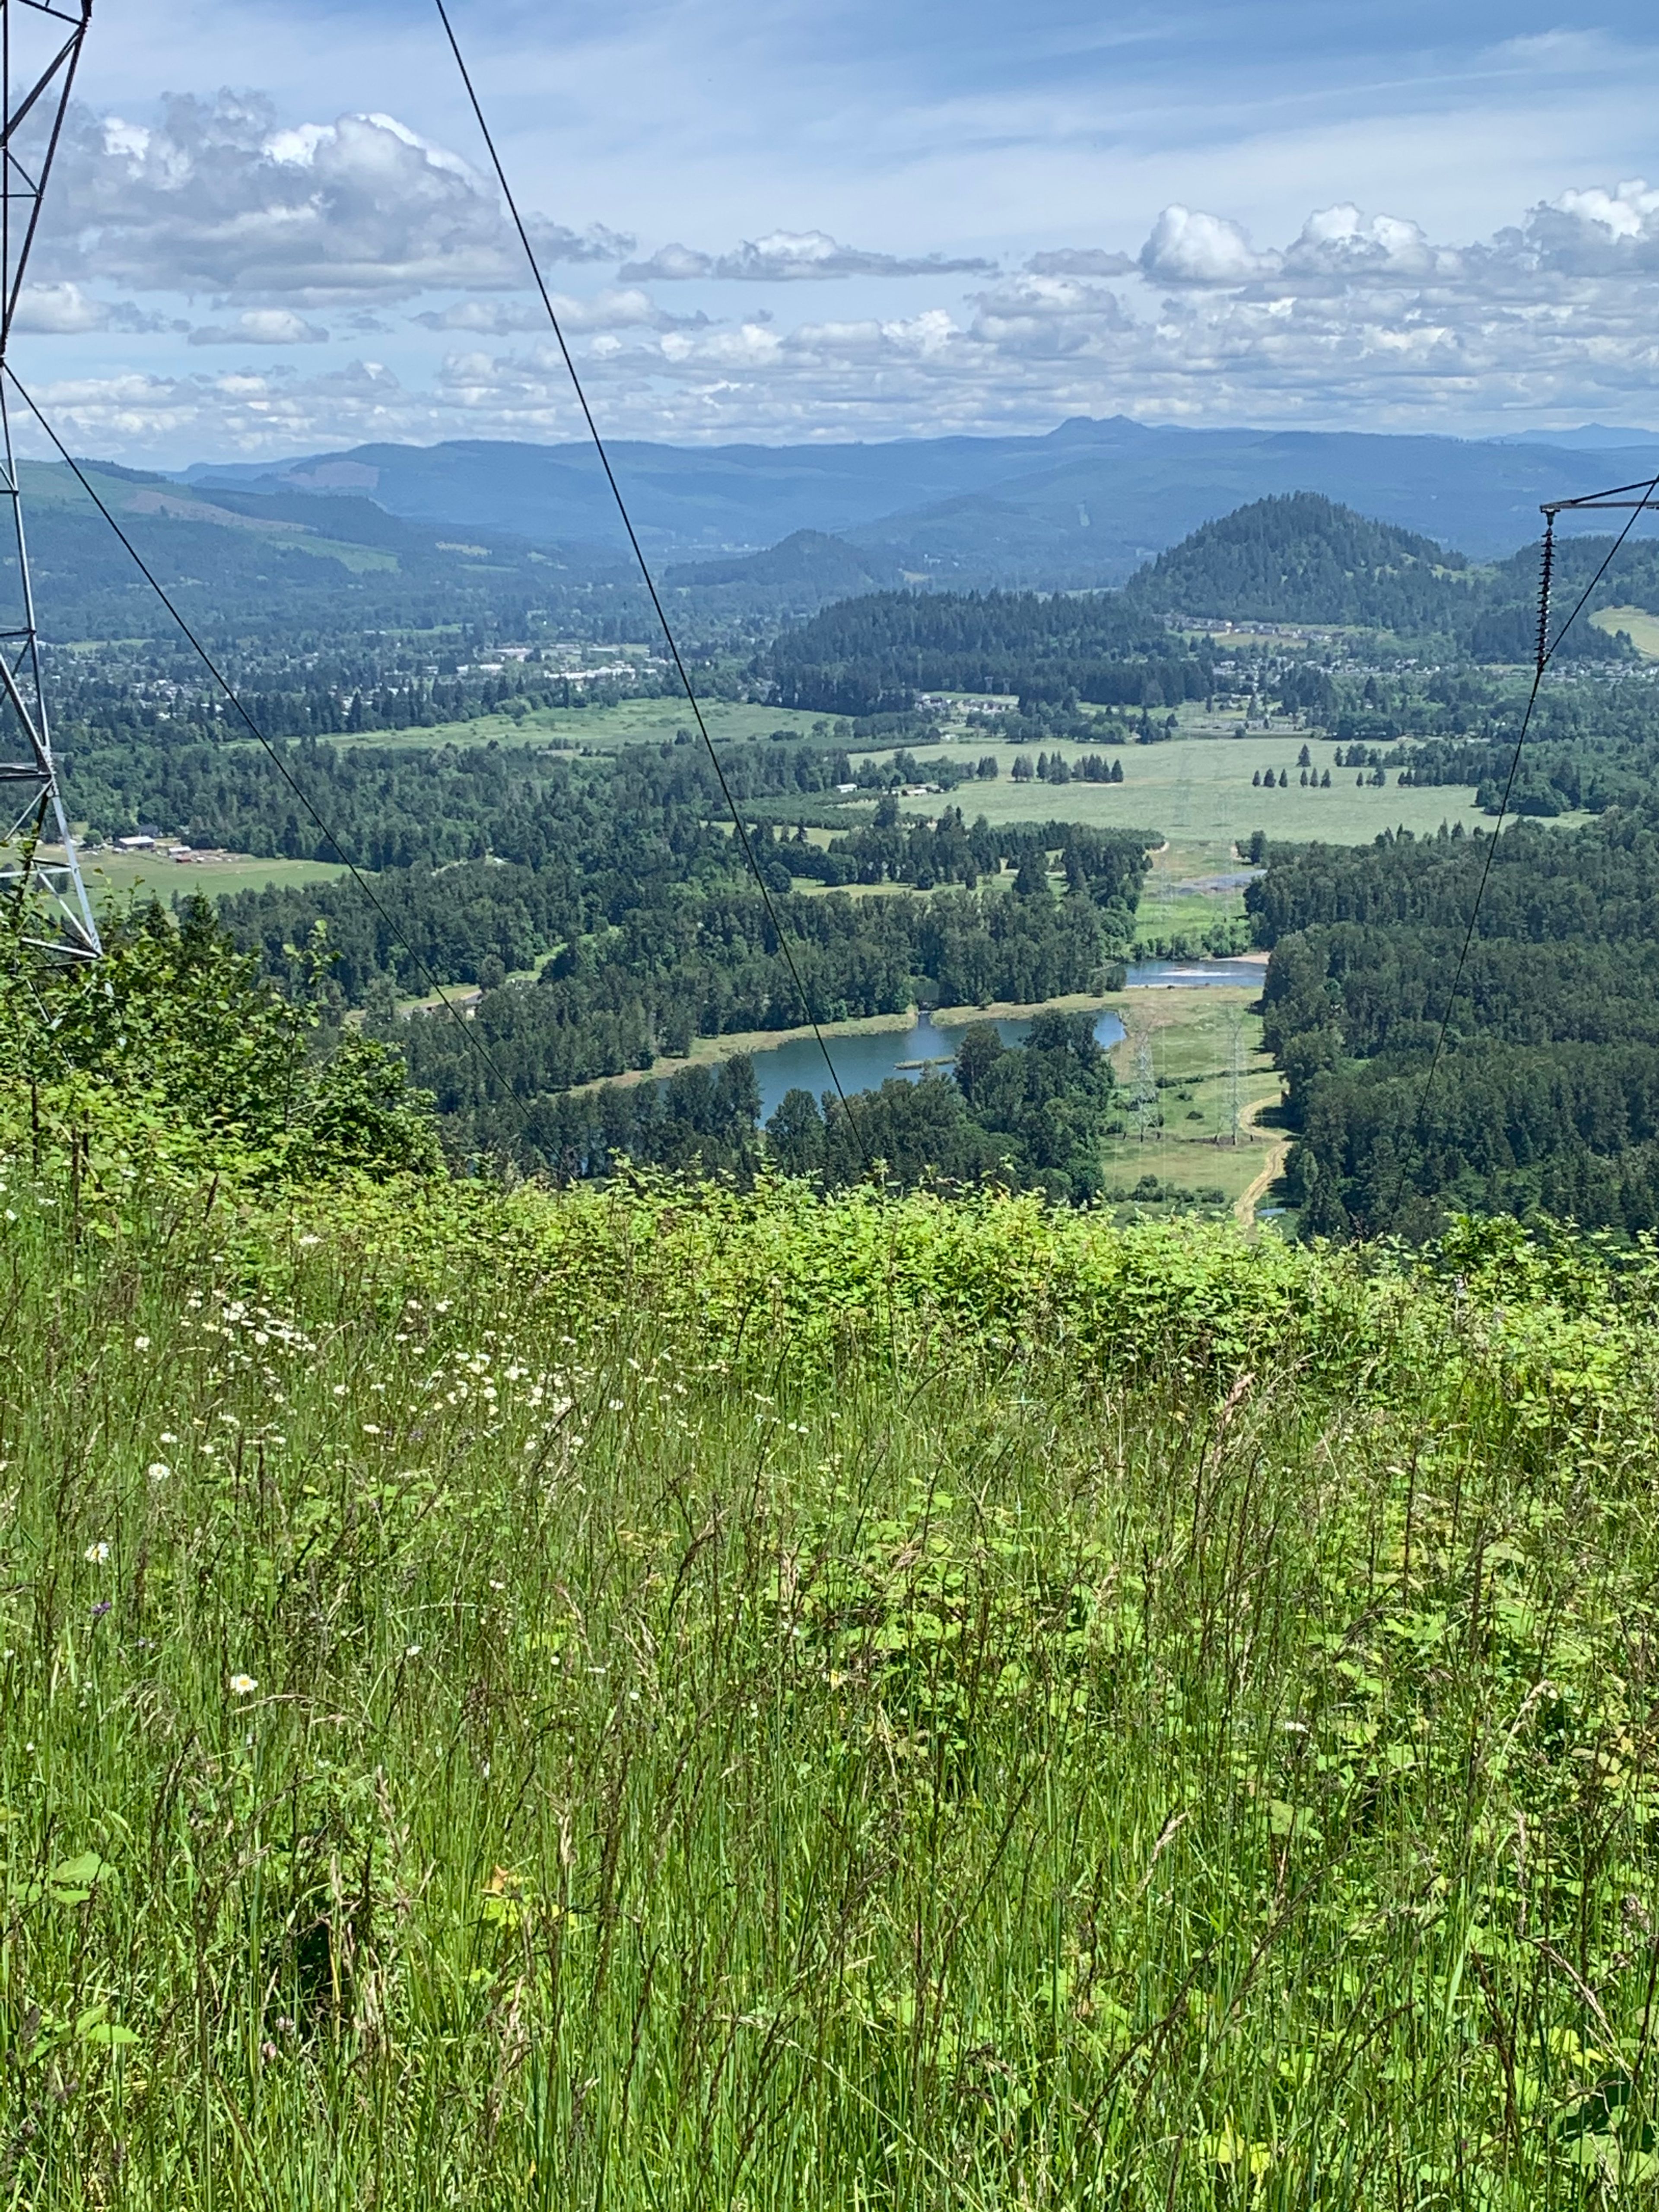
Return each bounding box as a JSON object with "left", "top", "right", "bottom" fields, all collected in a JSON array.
[{"left": 0, "top": 0, "right": 97, "bottom": 960}]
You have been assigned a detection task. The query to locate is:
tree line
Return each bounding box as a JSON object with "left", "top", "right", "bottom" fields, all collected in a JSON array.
[{"left": 1249, "top": 813, "right": 1659, "bottom": 1238}]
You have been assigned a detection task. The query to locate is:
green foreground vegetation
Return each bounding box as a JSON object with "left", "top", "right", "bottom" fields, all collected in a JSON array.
[{"left": 6, "top": 1138, "right": 1659, "bottom": 2204}]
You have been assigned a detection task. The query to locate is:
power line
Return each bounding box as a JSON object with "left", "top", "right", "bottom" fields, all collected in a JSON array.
[
  {"left": 1404, "top": 475, "right": 1659, "bottom": 1198},
  {"left": 6, "top": 366, "right": 534, "bottom": 1135},
  {"left": 431, "top": 0, "right": 866, "bottom": 1157}
]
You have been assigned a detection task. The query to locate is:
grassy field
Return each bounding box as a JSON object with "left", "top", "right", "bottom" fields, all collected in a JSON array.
[
  {"left": 1095, "top": 982, "right": 1283, "bottom": 1217},
  {"left": 79, "top": 852, "right": 355, "bottom": 904},
  {"left": 896, "top": 735, "right": 1487, "bottom": 845},
  {"left": 6, "top": 1161, "right": 1659, "bottom": 2205},
  {"left": 1591, "top": 604, "right": 1659, "bottom": 657},
  {"left": 10, "top": 846, "right": 355, "bottom": 907}
]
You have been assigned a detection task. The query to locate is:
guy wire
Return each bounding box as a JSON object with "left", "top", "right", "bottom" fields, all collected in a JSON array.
[
  {"left": 7, "top": 366, "right": 536, "bottom": 1145},
  {"left": 432, "top": 0, "right": 869, "bottom": 1162}
]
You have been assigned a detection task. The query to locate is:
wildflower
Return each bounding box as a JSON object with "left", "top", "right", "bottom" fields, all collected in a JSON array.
[
  {"left": 133, "top": 1336, "right": 150, "bottom": 1352},
  {"left": 261, "top": 2040, "right": 277, "bottom": 2063},
  {"left": 607, "top": 1399, "right": 624, "bottom": 1412},
  {"left": 159, "top": 1431, "right": 178, "bottom": 1445},
  {"left": 405, "top": 1643, "right": 421, "bottom": 1658},
  {"left": 85, "top": 1541, "right": 110, "bottom": 1564},
  {"left": 362, "top": 1423, "right": 381, "bottom": 1437},
  {"left": 229, "top": 1673, "right": 258, "bottom": 1696},
  {"left": 89, "top": 1600, "right": 111, "bottom": 1621},
  {"left": 147, "top": 1462, "right": 170, "bottom": 1482}
]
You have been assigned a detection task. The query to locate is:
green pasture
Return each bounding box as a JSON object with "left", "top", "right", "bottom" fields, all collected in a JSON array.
[
  {"left": 78, "top": 852, "right": 354, "bottom": 905},
  {"left": 897, "top": 734, "right": 1487, "bottom": 844},
  {"left": 1591, "top": 604, "right": 1659, "bottom": 657},
  {"left": 1095, "top": 981, "right": 1282, "bottom": 1217}
]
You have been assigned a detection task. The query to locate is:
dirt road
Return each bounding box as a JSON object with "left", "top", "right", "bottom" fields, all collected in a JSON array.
[{"left": 1234, "top": 1091, "right": 1290, "bottom": 1229}]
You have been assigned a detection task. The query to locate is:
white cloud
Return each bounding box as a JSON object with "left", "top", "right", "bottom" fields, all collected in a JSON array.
[
  {"left": 37, "top": 94, "right": 634, "bottom": 305},
  {"left": 618, "top": 229, "right": 996, "bottom": 282},
  {"left": 1138, "top": 205, "right": 1278, "bottom": 286},
  {"left": 25, "top": 167, "right": 1659, "bottom": 456},
  {"left": 11, "top": 282, "right": 172, "bottom": 334},
  {"left": 188, "top": 308, "right": 330, "bottom": 346},
  {"left": 1282, "top": 206, "right": 1450, "bottom": 286},
  {"left": 1508, "top": 178, "right": 1659, "bottom": 276}
]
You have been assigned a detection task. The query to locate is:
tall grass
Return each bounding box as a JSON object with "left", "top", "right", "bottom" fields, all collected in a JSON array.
[{"left": 4, "top": 1169, "right": 1659, "bottom": 2205}]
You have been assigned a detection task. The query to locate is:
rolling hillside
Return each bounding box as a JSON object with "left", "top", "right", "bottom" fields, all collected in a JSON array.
[{"left": 183, "top": 418, "right": 1659, "bottom": 588}]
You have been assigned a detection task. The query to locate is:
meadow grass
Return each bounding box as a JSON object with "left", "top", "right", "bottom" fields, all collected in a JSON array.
[
  {"left": 1589, "top": 607, "right": 1659, "bottom": 658},
  {"left": 894, "top": 737, "right": 1488, "bottom": 846},
  {"left": 5, "top": 1166, "right": 1659, "bottom": 2206},
  {"left": 1098, "top": 985, "right": 1282, "bottom": 1214}
]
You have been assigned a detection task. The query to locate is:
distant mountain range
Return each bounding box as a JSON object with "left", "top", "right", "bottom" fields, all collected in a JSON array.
[{"left": 179, "top": 418, "right": 1659, "bottom": 595}]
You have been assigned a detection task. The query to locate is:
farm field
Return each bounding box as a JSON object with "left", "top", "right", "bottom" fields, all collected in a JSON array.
[
  {"left": 1591, "top": 604, "right": 1659, "bottom": 656},
  {"left": 895, "top": 734, "right": 1488, "bottom": 844},
  {"left": 23, "top": 847, "right": 354, "bottom": 906}
]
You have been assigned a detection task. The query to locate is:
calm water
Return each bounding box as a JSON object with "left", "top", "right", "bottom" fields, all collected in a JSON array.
[
  {"left": 747, "top": 959, "right": 1262, "bottom": 1121},
  {"left": 1124, "top": 957, "right": 1268, "bottom": 989}
]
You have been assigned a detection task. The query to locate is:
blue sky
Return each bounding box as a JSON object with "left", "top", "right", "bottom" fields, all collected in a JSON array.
[{"left": 17, "top": 0, "right": 1659, "bottom": 458}]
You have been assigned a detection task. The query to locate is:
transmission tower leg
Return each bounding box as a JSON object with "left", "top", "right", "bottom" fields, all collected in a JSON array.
[{"left": 0, "top": 372, "right": 98, "bottom": 959}]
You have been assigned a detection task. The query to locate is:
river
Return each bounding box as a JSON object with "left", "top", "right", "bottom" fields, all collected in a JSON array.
[{"left": 749, "top": 957, "right": 1263, "bottom": 1120}]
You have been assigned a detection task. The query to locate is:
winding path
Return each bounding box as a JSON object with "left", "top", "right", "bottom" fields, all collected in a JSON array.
[{"left": 1234, "top": 1091, "right": 1291, "bottom": 1230}]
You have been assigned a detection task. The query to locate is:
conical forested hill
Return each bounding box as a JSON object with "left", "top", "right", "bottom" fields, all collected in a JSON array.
[{"left": 1123, "top": 490, "right": 1473, "bottom": 629}]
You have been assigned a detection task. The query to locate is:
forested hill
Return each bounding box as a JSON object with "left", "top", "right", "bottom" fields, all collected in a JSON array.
[
  {"left": 1122, "top": 493, "right": 1471, "bottom": 629},
  {"left": 768, "top": 589, "right": 1211, "bottom": 714}
]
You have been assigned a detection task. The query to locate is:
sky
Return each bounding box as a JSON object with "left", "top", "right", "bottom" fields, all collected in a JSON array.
[{"left": 12, "top": 0, "right": 1659, "bottom": 461}]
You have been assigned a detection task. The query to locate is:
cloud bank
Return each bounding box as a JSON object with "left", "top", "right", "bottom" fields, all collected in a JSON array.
[
  {"left": 618, "top": 230, "right": 996, "bottom": 283},
  {"left": 37, "top": 95, "right": 632, "bottom": 305},
  {"left": 20, "top": 88, "right": 1659, "bottom": 457}
]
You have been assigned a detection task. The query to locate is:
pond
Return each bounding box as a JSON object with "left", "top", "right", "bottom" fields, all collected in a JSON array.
[{"left": 747, "top": 958, "right": 1263, "bottom": 1122}]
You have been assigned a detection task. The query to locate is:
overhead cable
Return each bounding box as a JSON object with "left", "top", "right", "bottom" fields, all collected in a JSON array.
[
  {"left": 1407, "top": 471, "right": 1659, "bottom": 1180},
  {"left": 431, "top": 0, "right": 867, "bottom": 1156},
  {"left": 8, "top": 366, "right": 533, "bottom": 1133}
]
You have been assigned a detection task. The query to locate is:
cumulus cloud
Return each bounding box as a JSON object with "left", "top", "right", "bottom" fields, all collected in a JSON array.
[
  {"left": 36, "top": 94, "right": 634, "bottom": 305},
  {"left": 1282, "top": 205, "right": 1450, "bottom": 285},
  {"left": 27, "top": 174, "right": 1659, "bottom": 455},
  {"left": 1139, "top": 205, "right": 1278, "bottom": 286},
  {"left": 10, "top": 280, "right": 176, "bottom": 334},
  {"left": 188, "top": 308, "right": 330, "bottom": 346},
  {"left": 618, "top": 229, "right": 995, "bottom": 282},
  {"left": 1507, "top": 178, "right": 1659, "bottom": 276}
]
